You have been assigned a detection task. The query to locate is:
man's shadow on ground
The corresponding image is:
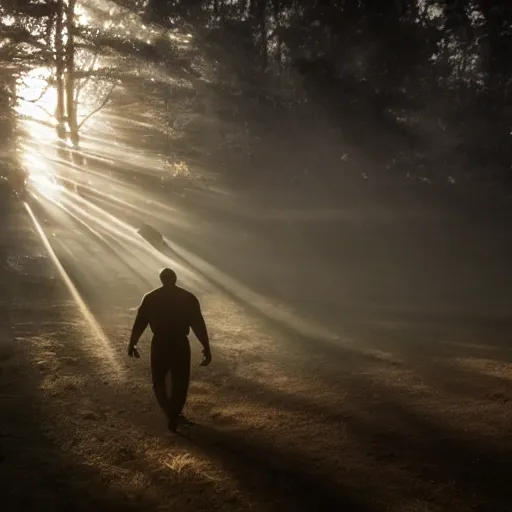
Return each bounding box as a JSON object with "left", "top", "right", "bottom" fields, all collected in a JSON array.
[{"left": 172, "top": 420, "right": 374, "bottom": 512}]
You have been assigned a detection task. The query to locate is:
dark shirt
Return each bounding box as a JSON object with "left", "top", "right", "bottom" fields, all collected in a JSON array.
[{"left": 134, "top": 285, "right": 204, "bottom": 341}]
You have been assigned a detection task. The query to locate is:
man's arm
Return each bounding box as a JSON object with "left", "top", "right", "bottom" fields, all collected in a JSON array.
[
  {"left": 128, "top": 297, "right": 149, "bottom": 356},
  {"left": 190, "top": 297, "right": 212, "bottom": 366}
]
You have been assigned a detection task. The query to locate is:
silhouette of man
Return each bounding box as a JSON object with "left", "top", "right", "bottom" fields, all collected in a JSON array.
[{"left": 128, "top": 268, "right": 212, "bottom": 431}]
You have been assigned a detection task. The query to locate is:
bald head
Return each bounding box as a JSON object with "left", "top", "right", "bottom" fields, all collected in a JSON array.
[{"left": 159, "top": 268, "right": 177, "bottom": 287}]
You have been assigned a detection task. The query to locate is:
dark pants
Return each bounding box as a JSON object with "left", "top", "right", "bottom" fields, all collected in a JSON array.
[{"left": 150, "top": 337, "right": 191, "bottom": 419}]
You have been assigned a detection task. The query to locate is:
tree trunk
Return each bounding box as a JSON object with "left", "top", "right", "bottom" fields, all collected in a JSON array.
[
  {"left": 250, "top": 0, "right": 267, "bottom": 71},
  {"left": 54, "top": 0, "right": 65, "bottom": 141},
  {"left": 272, "top": 0, "right": 281, "bottom": 73},
  {"left": 66, "top": 0, "right": 78, "bottom": 147},
  {"left": 259, "top": 0, "right": 267, "bottom": 71},
  {"left": 479, "top": 1, "right": 511, "bottom": 106}
]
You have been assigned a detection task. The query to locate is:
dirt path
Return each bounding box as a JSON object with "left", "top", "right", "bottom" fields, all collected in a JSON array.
[{"left": 2, "top": 198, "right": 512, "bottom": 512}]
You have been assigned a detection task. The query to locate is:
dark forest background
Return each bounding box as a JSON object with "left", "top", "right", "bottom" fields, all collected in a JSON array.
[{"left": 1, "top": 0, "right": 511, "bottom": 206}]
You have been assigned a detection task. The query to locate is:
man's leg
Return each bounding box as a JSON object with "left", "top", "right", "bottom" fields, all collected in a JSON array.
[
  {"left": 168, "top": 341, "right": 191, "bottom": 419},
  {"left": 150, "top": 341, "right": 172, "bottom": 418}
]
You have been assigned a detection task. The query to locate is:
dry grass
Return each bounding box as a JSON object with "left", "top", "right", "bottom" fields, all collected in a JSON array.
[{"left": 2, "top": 206, "right": 512, "bottom": 512}]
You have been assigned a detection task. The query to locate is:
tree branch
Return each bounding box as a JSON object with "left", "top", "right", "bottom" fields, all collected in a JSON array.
[
  {"left": 77, "top": 83, "right": 116, "bottom": 130},
  {"left": 16, "top": 81, "right": 53, "bottom": 104},
  {"left": 75, "top": 53, "right": 98, "bottom": 102},
  {"left": 3, "top": 27, "right": 50, "bottom": 52},
  {"left": 18, "top": 101, "right": 55, "bottom": 121}
]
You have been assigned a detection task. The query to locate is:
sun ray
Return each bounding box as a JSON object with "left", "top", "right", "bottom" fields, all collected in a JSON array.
[
  {"left": 33, "top": 193, "right": 157, "bottom": 290},
  {"left": 24, "top": 202, "right": 124, "bottom": 378}
]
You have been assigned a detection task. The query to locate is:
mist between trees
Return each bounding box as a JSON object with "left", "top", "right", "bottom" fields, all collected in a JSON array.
[{"left": 1, "top": 0, "right": 511, "bottom": 202}]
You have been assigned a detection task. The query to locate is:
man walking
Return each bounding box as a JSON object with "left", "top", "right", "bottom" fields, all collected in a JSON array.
[{"left": 127, "top": 268, "right": 212, "bottom": 431}]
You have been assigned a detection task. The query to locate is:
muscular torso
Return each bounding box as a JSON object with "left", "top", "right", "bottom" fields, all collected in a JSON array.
[{"left": 139, "top": 285, "right": 200, "bottom": 341}]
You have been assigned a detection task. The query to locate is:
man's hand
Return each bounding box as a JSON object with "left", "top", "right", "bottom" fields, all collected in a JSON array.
[
  {"left": 127, "top": 344, "right": 140, "bottom": 358},
  {"left": 200, "top": 348, "right": 212, "bottom": 367}
]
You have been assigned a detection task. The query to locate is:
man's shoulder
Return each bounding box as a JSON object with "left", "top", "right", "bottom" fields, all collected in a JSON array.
[
  {"left": 175, "top": 286, "right": 198, "bottom": 303},
  {"left": 142, "top": 286, "right": 198, "bottom": 306},
  {"left": 142, "top": 287, "right": 164, "bottom": 302},
  {"left": 144, "top": 287, "right": 161, "bottom": 298}
]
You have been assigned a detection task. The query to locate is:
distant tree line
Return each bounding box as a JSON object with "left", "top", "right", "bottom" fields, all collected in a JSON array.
[
  {"left": 1, "top": 0, "right": 511, "bottom": 194},
  {"left": 146, "top": 0, "right": 512, "bottom": 189}
]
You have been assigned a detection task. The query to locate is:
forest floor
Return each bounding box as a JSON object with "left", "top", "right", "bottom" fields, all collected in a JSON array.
[{"left": 1, "top": 175, "right": 512, "bottom": 512}]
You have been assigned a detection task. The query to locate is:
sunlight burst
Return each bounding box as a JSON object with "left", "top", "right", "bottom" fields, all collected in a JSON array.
[
  {"left": 16, "top": 67, "right": 57, "bottom": 123},
  {"left": 21, "top": 145, "right": 63, "bottom": 200},
  {"left": 28, "top": 173, "right": 63, "bottom": 201}
]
